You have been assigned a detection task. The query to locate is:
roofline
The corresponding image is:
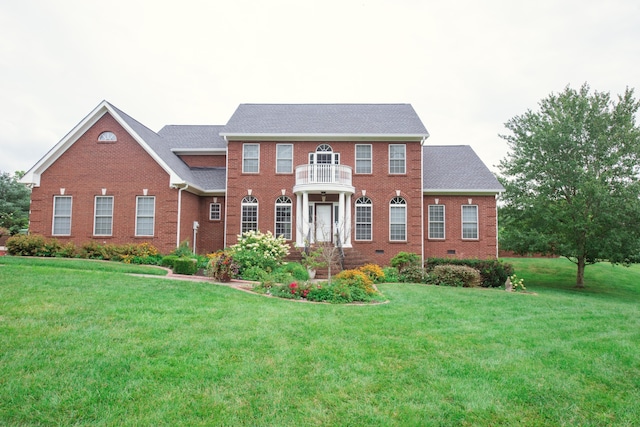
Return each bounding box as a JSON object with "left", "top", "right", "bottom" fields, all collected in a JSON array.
[
  {"left": 171, "top": 148, "right": 227, "bottom": 155},
  {"left": 423, "top": 189, "right": 504, "bottom": 195},
  {"left": 220, "top": 133, "right": 429, "bottom": 142},
  {"left": 21, "top": 100, "right": 182, "bottom": 187}
]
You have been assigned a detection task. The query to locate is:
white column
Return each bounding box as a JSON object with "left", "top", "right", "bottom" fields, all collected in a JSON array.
[
  {"left": 296, "top": 193, "right": 303, "bottom": 246},
  {"left": 338, "top": 192, "right": 345, "bottom": 246},
  {"left": 302, "top": 192, "right": 309, "bottom": 244},
  {"left": 344, "top": 193, "right": 352, "bottom": 248}
]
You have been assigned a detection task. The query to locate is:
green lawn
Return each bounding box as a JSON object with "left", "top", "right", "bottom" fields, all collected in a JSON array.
[{"left": 0, "top": 256, "right": 639, "bottom": 426}]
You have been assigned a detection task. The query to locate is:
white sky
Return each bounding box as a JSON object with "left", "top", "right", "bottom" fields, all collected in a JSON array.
[{"left": 1, "top": 0, "right": 639, "bottom": 175}]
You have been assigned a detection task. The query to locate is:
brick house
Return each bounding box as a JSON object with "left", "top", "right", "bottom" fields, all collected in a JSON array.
[{"left": 20, "top": 101, "right": 504, "bottom": 265}]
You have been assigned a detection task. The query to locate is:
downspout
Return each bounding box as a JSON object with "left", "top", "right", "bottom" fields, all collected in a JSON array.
[{"left": 176, "top": 184, "right": 188, "bottom": 248}]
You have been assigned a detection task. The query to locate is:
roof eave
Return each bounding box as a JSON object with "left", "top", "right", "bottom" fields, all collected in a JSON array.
[
  {"left": 171, "top": 148, "right": 227, "bottom": 155},
  {"left": 219, "top": 133, "right": 428, "bottom": 142},
  {"left": 423, "top": 189, "right": 505, "bottom": 195}
]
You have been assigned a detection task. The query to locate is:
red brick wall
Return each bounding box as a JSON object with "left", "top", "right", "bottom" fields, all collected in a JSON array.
[
  {"left": 179, "top": 155, "right": 226, "bottom": 168},
  {"left": 28, "top": 113, "right": 181, "bottom": 254},
  {"left": 423, "top": 194, "right": 498, "bottom": 259},
  {"left": 224, "top": 140, "right": 424, "bottom": 265}
]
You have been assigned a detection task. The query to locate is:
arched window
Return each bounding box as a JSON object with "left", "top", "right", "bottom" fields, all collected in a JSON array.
[
  {"left": 241, "top": 195, "right": 258, "bottom": 233},
  {"left": 98, "top": 131, "right": 117, "bottom": 142},
  {"left": 274, "top": 196, "right": 292, "bottom": 240},
  {"left": 309, "top": 144, "right": 339, "bottom": 165},
  {"left": 355, "top": 196, "right": 372, "bottom": 241},
  {"left": 389, "top": 197, "right": 406, "bottom": 241}
]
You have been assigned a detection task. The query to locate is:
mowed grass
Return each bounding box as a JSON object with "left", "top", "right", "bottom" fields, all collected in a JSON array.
[{"left": 0, "top": 256, "right": 639, "bottom": 426}]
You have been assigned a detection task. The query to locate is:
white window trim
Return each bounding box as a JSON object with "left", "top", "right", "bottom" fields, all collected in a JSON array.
[
  {"left": 355, "top": 144, "right": 372, "bottom": 174},
  {"left": 389, "top": 197, "right": 407, "bottom": 242},
  {"left": 461, "top": 205, "right": 479, "bottom": 240},
  {"left": 241, "top": 195, "right": 259, "bottom": 233},
  {"left": 389, "top": 144, "right": 406, "bottom": 174},
  {"left": 274, "top": 196, "right": 292, "bottom": 240},
  {"left": 428, "top": 204, "right": 445, "bottom": 240},
  {"left": 98, "top": 131, "right": 117, "bottom": 142},
  {"left": 242, "top": 143, "right": 260, "bottom": 173},
  {"left": 209, "top": 203, "right": 221, "bottom": 221},
  {"left": 354, "top": 196, "right": 373, "bottom": 241},
  {"left": 276, "top": 144, "right": 293, "bottom": 174},
  {"left": 52, "top": 195, "right": 72, "bottom": 236},
  {"left": 93, "top": 196, "right": 114, "bottom": 236},
  {"left": 135, "top": 196, "right": 155, "bottom": 237}
]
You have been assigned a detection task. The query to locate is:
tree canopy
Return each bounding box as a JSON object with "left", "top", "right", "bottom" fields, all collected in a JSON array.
[
  {"left": 498, "top": 84, "right": 640, "bottom": 287},
  {"left": 0, "top": 171, "right": 30, "bottom": 235}
]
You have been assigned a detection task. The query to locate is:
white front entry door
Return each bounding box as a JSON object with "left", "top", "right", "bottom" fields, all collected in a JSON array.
[{"left": 315, "top": 204, "right": 332, "bottom": 242}]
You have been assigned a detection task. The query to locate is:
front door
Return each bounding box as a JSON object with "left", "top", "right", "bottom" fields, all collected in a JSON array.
[{"left": 315, "top": 204, "right": 333, "bottom": 242}]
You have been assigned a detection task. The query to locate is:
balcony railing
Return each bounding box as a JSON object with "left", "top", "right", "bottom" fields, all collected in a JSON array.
[{"left": 295, "top": 164, "right": 353, "bottom": 188}]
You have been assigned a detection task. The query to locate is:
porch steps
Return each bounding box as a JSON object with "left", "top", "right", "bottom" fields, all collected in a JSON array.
[{"left": 284, "top": 247, "right": 373, "bottom": 280}]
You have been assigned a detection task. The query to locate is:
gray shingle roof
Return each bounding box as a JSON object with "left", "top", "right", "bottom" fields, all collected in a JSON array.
[
  {"left": 221, "top": 104, "right": 429, "bottom": 136},
  {"left": 158, "top": 125, "right": 226, "bottom": 149},
  {"left": 423, "top": 146, "right": 504, "bottom": 193},
  {"left": 109, "top": 103, "right": 226, "bottom": 192}
]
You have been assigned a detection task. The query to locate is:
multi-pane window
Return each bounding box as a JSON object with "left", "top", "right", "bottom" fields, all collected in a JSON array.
[
  {"left": 276, "top": 144, "right": 293, "bottom": 173},
  {"left": 94, "top": 196, "right": 113, "bottom": 236},
  {"left": 52, "top": 196, "right": 72, "bottom": 235},
  {"left": 135, "top": 196, "right": 155, "bottom": 236},
  {"left": 242, "top": 143, "right": 259, "bottom": 173},
  {"left": 389, "top": 144, "right": 406, "bottom": 174},
  {"left": 389, "top": 197, "right": 406, "bottom": 241},
  {"left": 428, "top": 205, "right": 445, "bottom": 239},
  {"left": 355, "top": 196, "right": 372, "bottom": 240},
  {"left": 209, "top": 203, "right": 221, "bottom": 221},
  {"left": 355, "top": 144, "right": 372, "bottom": 174},
  {"left": 241, "top": 195, "right": 258, "bottom": 233},
  {"left": 462, "top": 205, "right": 478, "bottom": 239},
  {"left": 275, "top": 196, "right": 292, "bottom": 240}
]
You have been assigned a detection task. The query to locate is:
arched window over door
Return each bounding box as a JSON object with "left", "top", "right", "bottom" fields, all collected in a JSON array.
[{"left": 309, "top": 144, "right": 340, "bottom": 165}]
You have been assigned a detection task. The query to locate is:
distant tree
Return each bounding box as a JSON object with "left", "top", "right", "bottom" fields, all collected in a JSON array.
[
  {"left": 498, "top": 84, "right": 640, "bottom": 288},
  {"left": 0, "top": 171, "right": 30, "bottom": 234}
]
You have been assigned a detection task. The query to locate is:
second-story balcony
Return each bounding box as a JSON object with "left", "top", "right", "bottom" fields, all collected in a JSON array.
[{"left": 293, "top": 164, "right": 354, "bottom": 193}]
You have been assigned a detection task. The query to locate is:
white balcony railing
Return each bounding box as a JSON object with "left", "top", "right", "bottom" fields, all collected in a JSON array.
[{"left": 295, "top": 164, "right": 353, "bottom": 187}]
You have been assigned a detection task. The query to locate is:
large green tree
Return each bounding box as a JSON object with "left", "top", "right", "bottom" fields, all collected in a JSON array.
[
  {"left": 498, "top": 84, "right": 640, "bottom": 287},
  {"left": 0, "top": 171, "right": 30, "bottom": 235}
]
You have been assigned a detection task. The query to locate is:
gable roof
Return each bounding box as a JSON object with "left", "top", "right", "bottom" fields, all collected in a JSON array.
[
  {"left": 423, "top": 145, "right": 504, "bottom": 194},
  {"left": 221, "top": 104, "right": 430, "bottom": 141},
  {"left": 21, "top": 101, "right": 226, "bottom": 194},
  {"left": 158, "top": 125, "right": 227, "bottom": 152}
]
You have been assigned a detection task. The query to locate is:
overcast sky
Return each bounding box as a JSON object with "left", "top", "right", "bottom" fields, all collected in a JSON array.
[{"left": 1, "top": 0, "right": 639, "bottom": 176}]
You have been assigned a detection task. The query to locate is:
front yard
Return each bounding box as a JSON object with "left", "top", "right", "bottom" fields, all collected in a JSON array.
[{"left": 0, "top": 256, "right": 638, "bottom": 425}]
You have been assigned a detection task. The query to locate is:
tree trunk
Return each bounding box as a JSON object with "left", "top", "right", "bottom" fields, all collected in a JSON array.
[{"left": 576, "top": 256, "right": 586, "bottom": 288}]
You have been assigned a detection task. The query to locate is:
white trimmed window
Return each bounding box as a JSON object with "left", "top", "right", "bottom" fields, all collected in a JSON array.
[
  {"left": 52, "top": 196, "right": 72, "bottom": 236},
  {"left": 275, "top": 196, "right": 292, "bottom": 240},
  {"left": 135, "top": 196, "right": 155, "bottom": 236},
  {"left": 276, "top": 144, "right": 293, "bottom": 174},
  {"left": 462, "top": 205, "right": 479, "bottom": 239},
  {"left": 355, "top": 144, "right": 372, "bottom": 174},
  {"left": 389, "top": 144, "right": 406, "bottom": 174},
  {"left": 243, "top": 143, "right": 260, "bottom": 173},
  {"left": 209, "top": 203, "right": 221, "bottom": 221},
  {"left": 355, "top": 196, "right": 372, "bottom": 240},
  {"left": 241, "top": 195, "right": 258, "bottom": 233},
  {"left": 98, "top": 131, "right": 117, "bottom": 142},
  {"left": 389, "top": 197, "right": 406, "bottom": 241},
  {"left": 94, "top": 196, "right": 114, "bottom": 236},
  {"left": 428, "top": 205, "right": 445, "bottom": 239}
]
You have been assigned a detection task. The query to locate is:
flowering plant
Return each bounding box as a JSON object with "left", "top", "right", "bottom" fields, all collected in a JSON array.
[
  {"left": 231, "top": 230, "right": 290, "bottom": 273},
  {"left": 509, "top": 274, "right": 526, "bottom": 292},
  {"left": 206, "top": 250, "right": 240, "bottom": 281}
]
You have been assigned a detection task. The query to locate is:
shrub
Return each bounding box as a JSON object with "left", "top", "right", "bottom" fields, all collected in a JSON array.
[
  {"left": 429, "top": 264, "right": 481, "bottom": 287},
  {"left": 172, "top": 257, "right": 198, "bottom": 275},
  {"left": 382, "top": 267, "right": 400, "bottom": 283},
  {"left": 398, "top": 265, "right": 427, "bottom": 283},
  {"left": 334, "top": 269, "right": 377, "bottom": 295},
  {"left": 358, "top": 263, "right": 385, "bottom": 283},
  {"left": 161, "top": 255, "right": 180, "bottom": 268},
  {"left": 424, "top": 258, "right": 514, "bottom": 288},
  {"left": 390, "top": 252, "right": 421, "bottom": 271},
  {"left": 79, "top": 241, "right": 109, "bottom": 260},
  {"left": 241, "top": 265, "right": 270, "bottom": 281},
  {"left": 206, "top": 251, "right": 240, "bottom": 281},
  {"left": 275, "top": 262, "right": 310, "bottom": 281},
  {"left": 231, "top": 230, "right": 290, "bottom": 273},
  {"left": 6, "top": 234, "right": 47, "bottom": 256}
]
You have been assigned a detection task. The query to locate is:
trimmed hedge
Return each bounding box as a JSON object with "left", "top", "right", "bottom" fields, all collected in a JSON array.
[
  {"left": 172, "top": 257, "right": 198, "bottom": 275},
  {"left": 429, "top": 265, "right": 482, "bottom": 287},
  {"left": 424, "top": 258, "right": 514, "bottom": 288}
]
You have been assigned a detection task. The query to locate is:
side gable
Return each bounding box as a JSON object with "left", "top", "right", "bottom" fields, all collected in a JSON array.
[
  {"left": 20, "top": 101, "right": 182, "bottom": 187},
  {"left": 423, "top": 145, "right": 504, "bottom": 195}
]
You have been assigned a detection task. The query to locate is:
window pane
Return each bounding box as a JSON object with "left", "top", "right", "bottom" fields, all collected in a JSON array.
[
  {"left": 390, "top": 203, "right": 406, "bottom": 241},
  {"left": 355, "top": 144, "right": 372, "bottom": 174},
  {"left": 276, "top": 144, "right": 293, "bottom": 174},
  {"left": 53, "top": 196, "right": 72, "bottom": 235},
  {"left": 243, "top": 144, "right": 259, "bottom": 173},
  {"left": 94, "top": 196, "right": 113, "bottom": 236},
  {"left": 389, "top": 144, "right": 406, "bottom": 174},
  {"left": 210, "top": 203, "right": 221, "bottom": 220},
  {"left": 136, "top": 196, "right": 155, "bottom": 236},
  {"left": 462, "top": 205, "right": 478, "bottom": 239},
  {"left": 428, "top": 205, "right": 444, "bottom": 239}
]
